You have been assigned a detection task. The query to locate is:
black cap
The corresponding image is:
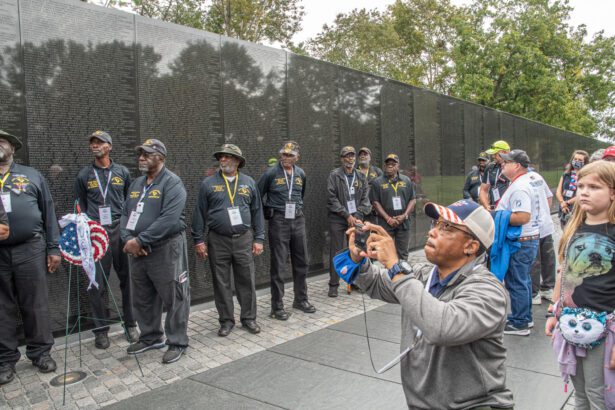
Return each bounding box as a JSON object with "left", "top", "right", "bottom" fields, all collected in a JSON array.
[
  {"left": 135, "top": 138, "right": 167, "bottom": 156},
  {"left": 0, "top": 129, "right": 23, "bottom": 151},
  {"left": 500, "top": 149, "right": 530, "bottom": 168},
  {"left": 89, "top": 130, "right": 112, "bottom": 144}
]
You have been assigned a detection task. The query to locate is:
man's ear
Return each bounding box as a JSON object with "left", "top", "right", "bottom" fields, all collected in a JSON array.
[{"left": 464, "top": 239, "right": 480, "bottom": 256}]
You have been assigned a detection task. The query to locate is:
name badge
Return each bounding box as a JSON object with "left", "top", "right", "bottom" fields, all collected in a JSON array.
[
  {"left": 392, "top": 196, "right": 403, "bottom": 211},
  {"left": 285, "top": 202, "right": 296, "bottom": 219},
  {"left": 491, "top": 188, "right": 500, "bottom": 202},
  {"left": 136, "top": 202, "right": 144, "bottom": 213},
  {"left": 227, "top": 207, "right": 243, "bottom": 226},
  {"left": 347, "top": 200, "right": 357, "bottom": 214},
  {"left": 349, "top": 187, "right": 355, "bottom": 195},
  {"left": 1, "top": 192, "right": 11, "bottom": 213},
  {"left": 126, "top": 211, "right": 140, "bottom": 230},
  {"left": 564, "top": 190, "right": 574, "bottom": 198},
  {"left": 99, "top": 206, "right": 112, "bottom": 226}
]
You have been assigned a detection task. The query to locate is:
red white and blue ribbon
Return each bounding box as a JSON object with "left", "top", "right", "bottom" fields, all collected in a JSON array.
[{"left": 59, "top": 213, "right": 109, "bottom": 290}]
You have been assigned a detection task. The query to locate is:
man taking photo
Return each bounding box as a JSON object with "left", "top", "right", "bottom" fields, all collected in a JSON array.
[{"left": 338, "top": 200, "right": 513, "bottom": 409}]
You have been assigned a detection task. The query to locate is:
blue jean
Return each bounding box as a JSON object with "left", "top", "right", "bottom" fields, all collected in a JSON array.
[{"left": 505, "top": 239, "right": 538, "bottom": 327}]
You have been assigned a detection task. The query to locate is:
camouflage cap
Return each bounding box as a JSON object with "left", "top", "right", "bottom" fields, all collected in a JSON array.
[
  {"left": 0, "top": 129, "right": 23, "bottom": 151},
  {"left": 280, "top": 141, "right": 300, "bottom": 156},
  {"left": 213, "top": 143, "right": 246, "bottom": 168},
  {"left": 384, "top": 153, "right": 400, "bottom": 163},
  {"left": 340, "top": 146, "right": 356, "bottom": 156}
]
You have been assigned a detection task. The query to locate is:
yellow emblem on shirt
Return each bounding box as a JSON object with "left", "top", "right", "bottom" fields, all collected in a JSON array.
[
  {"left": 148, "top": 189, "right": 161, "bottom": 199},
  {"left": 111, "top": 176, "right": 124, "bottom": 186},
  {"left": 238, "top": 186, "right": 251, "bottom": 197},
  {"left": 87, "top": 180, "right": 99, "bottom": 190},
  {"left": 275, "top": 178, "right": 286, "bottom": 186},
  {"left": 129, "top": 191, "right": 140, "bottom": 199},
  {"left": 213, "top": 185, "right": 224, "bottom": 192}
]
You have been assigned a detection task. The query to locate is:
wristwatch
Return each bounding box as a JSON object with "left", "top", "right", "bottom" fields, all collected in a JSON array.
[{"left": 388, "top": 260, "right": 414, "bottom": 280}]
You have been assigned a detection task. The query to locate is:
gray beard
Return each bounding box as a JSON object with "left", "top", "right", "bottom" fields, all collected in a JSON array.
[
  {"left": 138, "top": 165, "right": 148, "bottom": 172},
  {"left": 358, "top": 160, "right": 369, "bottom": 167},
  {"left": 220, "top": 165, "right": 237, "bottom": 175}
]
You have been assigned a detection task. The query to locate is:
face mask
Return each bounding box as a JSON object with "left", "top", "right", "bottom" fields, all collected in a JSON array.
[{"left": 571, "top": 159, "right": 584, "bottom": 169}]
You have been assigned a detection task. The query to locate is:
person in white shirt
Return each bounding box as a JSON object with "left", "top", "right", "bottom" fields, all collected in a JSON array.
[{"left": 496, "top": 149, "right": 540, "bottom": 336}]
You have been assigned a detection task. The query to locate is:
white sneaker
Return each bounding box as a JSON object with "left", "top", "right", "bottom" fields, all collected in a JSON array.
[
  {"left": 532, "top": 294, "right": 542, "bottom": 305},
  {"left": 528, "top": 321, "right": 534, "bottom": 328},
  {"left": 540, "top": 289, "right": 554, "bottom": 302}
]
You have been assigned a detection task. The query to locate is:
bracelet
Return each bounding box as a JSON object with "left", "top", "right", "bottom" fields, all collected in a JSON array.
[{"left": 545, "top": 313, "right": 555, "bottom": 318}]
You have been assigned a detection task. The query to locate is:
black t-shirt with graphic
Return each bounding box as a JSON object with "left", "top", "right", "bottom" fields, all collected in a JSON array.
[{"left": 562, "top": 222, "right": 615, "bottom": 312}]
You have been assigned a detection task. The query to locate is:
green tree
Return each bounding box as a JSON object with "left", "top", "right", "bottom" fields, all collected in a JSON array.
[{"left": 100, "top": 0, "right": 304, "bottom": 45}]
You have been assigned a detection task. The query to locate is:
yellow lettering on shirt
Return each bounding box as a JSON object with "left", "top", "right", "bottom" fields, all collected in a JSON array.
[
  {"left": 129, "top": 191, "right": 140, "bottom": 199},
  {"left": 212, "top": 185, "right": 224, "bottom": 192},
  {"left": 87, "top": 180, "right": 99, "bottom": 190}
]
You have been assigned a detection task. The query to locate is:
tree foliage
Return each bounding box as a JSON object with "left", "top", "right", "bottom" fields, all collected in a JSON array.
[{"left": 101, "top": 0, "right": 304, "bottom": 45}]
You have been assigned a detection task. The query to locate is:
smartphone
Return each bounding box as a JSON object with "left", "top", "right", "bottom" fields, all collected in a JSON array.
[{"left": 354, "top": 223, "right": 370, "bottom": 252}]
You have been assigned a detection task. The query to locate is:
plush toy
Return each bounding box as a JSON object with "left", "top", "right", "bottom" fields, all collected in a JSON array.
[{"left": 557, "top": 307, "right": 608, "bottom": 349}]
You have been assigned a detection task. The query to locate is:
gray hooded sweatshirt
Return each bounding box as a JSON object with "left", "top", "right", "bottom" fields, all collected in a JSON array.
[{"left": 355, "top": 259, "right": 514, "bottom": 409}]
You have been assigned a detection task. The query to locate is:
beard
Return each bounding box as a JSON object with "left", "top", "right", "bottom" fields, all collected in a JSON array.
[
  {"left": 358, "top": 159, "right": 369, "bottom": 167},
  {"left": 92, "top": 150, "right": 104, "bottom": 158},
  {"left": 220, "top": 164, "right": 237, "bottom": 175},
  {"left": 138, "top": 164, "right": 148, "bottom": 172}
]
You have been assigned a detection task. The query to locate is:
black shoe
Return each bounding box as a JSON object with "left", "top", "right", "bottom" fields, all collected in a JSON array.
[
  {"left": 218, "top": 323, "right": 234, "bottom": 337},
  {"left": 293, "top": 300, "right": 316, "bottom": 313},
  {"left": 126, "top": 326, "right": 140, "bottom": 343},
  {"left": 32, "top": 353, "right": 57, "bottom": 373},
  {"left": 0, "top": 364, "right": 16, "bottom": 385},
  {"left": 270, "top": 308, "right": 290, "bottom": 321},
  {"left": 328, "top": 286, "right": 338, "bottom": 298},
  {"left": 94, "top": 332, "right": 110, "bottom": 350},
  {"left": 242, "top": 320, "right": 261, "bottom": 334},
  {"left": 126, "top": 340, "right": 165, "bottom": 355},
  {"left": 162, "top": 346, "right": 185, "bottom": 364}
]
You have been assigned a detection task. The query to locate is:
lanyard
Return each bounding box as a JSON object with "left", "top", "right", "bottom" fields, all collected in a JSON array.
[
  {"left": 138, "top": 183, "right": 153, "bottom": 204},
  {"left": 361, "top": 167, "right": 369, "bottom": 178},
  {"left": 344, "top": 171, "right": 356, "bottom": 196},
  {"left": 223, "top": 173, "right": 239, "bottom": 206},
  {"left": 283, "top": 167, "right": 294, "bottom": 201},
  {"left": 0, "top": 172, "right": 10, "bottom": 192},
  {"left": 389, "top": 177, "right": 399, "bottom": 196},
  {"left": 93, "top": 168, "right": 113, "bottom": 203}
]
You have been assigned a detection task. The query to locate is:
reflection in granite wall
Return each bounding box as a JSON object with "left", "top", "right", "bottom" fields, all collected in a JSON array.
[{"left": 0, "top": 0, "right": 604, "bottom": 334}]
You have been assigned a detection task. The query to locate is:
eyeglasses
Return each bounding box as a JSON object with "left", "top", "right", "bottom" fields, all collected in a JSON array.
[{"left": 430, "top": 219, "right": 477, "bottom": 240}]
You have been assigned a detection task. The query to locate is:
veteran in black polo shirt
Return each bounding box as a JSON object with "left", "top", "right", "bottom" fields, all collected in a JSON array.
[
  {"left": 479, "top": 140, "right": 510, "bottom": 210},
  {"left": 370, "top": 154, "right": 416, "bottom": 260},
  {"left": 257, "top": 141, "right": 315, "bottom": 321},
  {"left": 120, "top": 138, "right": 189, "bottom": 364},
  {"left": 192, "top": 144, "right": 265, "bottom": 337},
  {"left": 0, "top": 129, "right": 59, "bottom": 385},
  {"left": 75, "top": 130, "right": 138, "bottom": 349}
]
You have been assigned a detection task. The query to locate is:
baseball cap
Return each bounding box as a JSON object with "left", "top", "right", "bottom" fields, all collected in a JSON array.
[
  {"left": 424, "top": 199, "right": 495, "bottom": 249},
  {"left": 485, "top": 140, "right": 510, "bottom": 155},
  {"left": 358, "top": 147, "right": 372, "bottom": 156},
  {"left": 384, "top": 153, "right": 400, "bottom": 163},
  {"left": 602, "top": 146, "right": 615, "bottom": 159},
  {"left": 477, "top": 152, "right": 488, "bottom": 161},
  {"left": 135, "top": 138, "right": 167, "bottom": 156},
  {"left": 89, "top": 130, "right": 112, "bottom": 144},
  {"left": 0, "top": 129, "right": 23, "bottom": 151},
  {"left": 500, "top": 149, "right": 530, "bottom": 168},
  {"left": 340, "top": 146, "right": 356, "bottom": 156},
  {"left": 280, "top": 141, "right": 299, "bottom": 156}
]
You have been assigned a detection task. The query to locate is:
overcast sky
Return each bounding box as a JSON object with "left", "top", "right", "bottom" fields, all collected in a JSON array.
[{"left": 293, "top": 0, "right": 615, "bottom": 44}]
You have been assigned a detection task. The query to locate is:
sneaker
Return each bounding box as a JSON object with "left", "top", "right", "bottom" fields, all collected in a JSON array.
[
  {"left": 0, "top": 364, "right": 16, "bottom": 385},
  {"left": 504, "top": 323, "right": 530, "bottom": 336},
  {"left": 32, "top": 353, "right": 57, "bottom": 373},
  {"left": 127, "top": 340, "right": 165, "bottom": 355},
  {"left": 531, "top": 294, "right": 542, "bottom": 305},
  {"left": 162, "top": 346, "right": 185, "bottom": 364},
  {"left": 126, "top": 326, "right": 140, "bottom": 343},
  {"left": 540, "top": 289, "right": 554, "bottom": 302},
  {"left": 94, "top": 333, "right": 110, "bottom": 350}
]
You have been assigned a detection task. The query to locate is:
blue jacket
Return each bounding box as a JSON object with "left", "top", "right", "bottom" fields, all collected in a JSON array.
[{"left": 490, "top": 210, "right": 521, "bottom": 281}]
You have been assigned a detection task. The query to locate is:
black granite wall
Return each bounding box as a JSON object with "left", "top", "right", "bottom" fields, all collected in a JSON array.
[{"left": 0, "top": 0, "right": 605, "bottom": 334}]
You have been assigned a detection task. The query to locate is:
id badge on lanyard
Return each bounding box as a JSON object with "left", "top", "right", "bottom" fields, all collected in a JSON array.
[
  {"left": 128, "top": 183, "right": 151, "bottom": 230},
  {"left": 392, "top": 196, "right": 403, "bottom": 210},
  {"left": 345, "top": 172, "right": 357, "bottom": 214},
  {"left": 284, "top": 168, "right": 296, "bottom": 219},
  {"left": 99, "top": 206, "right": 112, "bottom": 226},
  {"left": 227, "top": 206, "right": 243, "bottom": 226},
  {"left": 491, "top": 188, "right": 500, "bottom": 202},
  {"left": 94, "top": 169, "right": 114, "bottom": 225},
  {"left": 285, "top": 202, "right": 296, "bottom": 219}
]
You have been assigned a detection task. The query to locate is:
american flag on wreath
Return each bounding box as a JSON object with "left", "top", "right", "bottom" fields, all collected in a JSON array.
[{"left": 59, "top": 213, "right": 109, "bottom": 289}]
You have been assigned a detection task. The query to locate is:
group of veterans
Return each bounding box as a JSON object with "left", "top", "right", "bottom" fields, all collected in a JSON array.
[{"left": 0, "top": 128, "right": 416, "bottom": 385}]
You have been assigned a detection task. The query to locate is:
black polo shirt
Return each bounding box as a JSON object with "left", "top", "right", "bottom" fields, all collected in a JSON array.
[
  {"left": 480, "top": 162, "right": 509, "bottom": 206},
  {"left": 257, "top": 163, "right": 306, "bottom": 213},
  {"left": 120, "top": 166, "right": 186, "bottom": 249},
  {"left": 370, "top": 173, "right": 415, "bottom": 230},
  {"left": 75, "top": 160, "right": 131, "bottom": 222},
  {"left": 0, "top": 163, "right": 60, "bottom": 253},
  {"left": 192, "top": 170, "right": 265, "bottom": 243}
]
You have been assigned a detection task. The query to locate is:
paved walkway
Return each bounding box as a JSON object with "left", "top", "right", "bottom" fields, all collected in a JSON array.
[{"left": 0, "top": 216, "right": 576, "bottom": 409}]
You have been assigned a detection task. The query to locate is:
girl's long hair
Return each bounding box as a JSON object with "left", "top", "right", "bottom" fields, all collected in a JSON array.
[{"left": 558, "top": 160, "right": 615, "bottom": 262}]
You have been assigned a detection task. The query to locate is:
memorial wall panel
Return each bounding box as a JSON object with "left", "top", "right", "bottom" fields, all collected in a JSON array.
[
  {"left": 380, "top": 81, "right": 416, "bottom": 246},
  {"left": 463, "top": 104, "right": 484, "bottom": 173},
  {"left": 338, "top": 69, "right": 382, "bottom": 163},
  {"left": 20, "top": 0, "right": 137, "bottom": 329},
  {"left": 287, "top": 54, "right": 339, "bottom": 271},
  {"left": 500, "top": 113, "right": 515, "bottom": 148},
  {"left": 0, "top": 0, "right": 26, "bottom": 163},
  {"left": 220, "top": 37, "right": 287, "bottom": 287},
  {"left": 483, "top": 108, "right": 500, "bottom": 146},
  {"left": 135, "top": 16, "right": 222, "bottom": 300}
]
